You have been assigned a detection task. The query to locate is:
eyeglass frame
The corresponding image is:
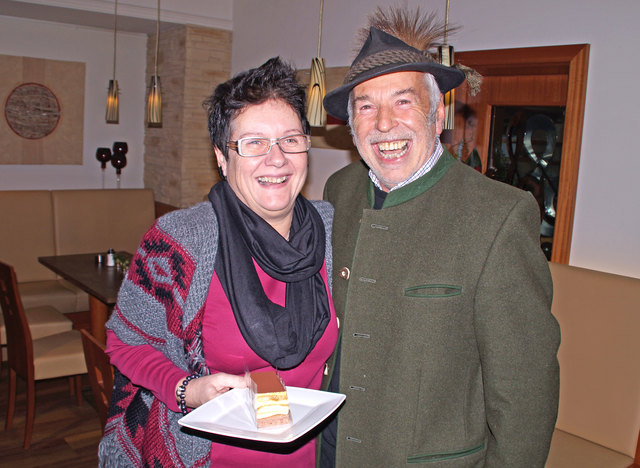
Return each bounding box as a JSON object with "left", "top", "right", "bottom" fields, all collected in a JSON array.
[{"left": 227, "top": 133, "right": 311, "bottom": 158}]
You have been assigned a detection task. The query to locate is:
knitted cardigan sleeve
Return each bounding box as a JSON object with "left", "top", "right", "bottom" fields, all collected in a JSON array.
[{"left": 105, "top": 328, "right": 188, "bottom": 412}]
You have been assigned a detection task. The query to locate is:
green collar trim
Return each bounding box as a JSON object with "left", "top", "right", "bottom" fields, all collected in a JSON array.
[{"left": 367, "top": 150, "right": 455, "bottom": 208}]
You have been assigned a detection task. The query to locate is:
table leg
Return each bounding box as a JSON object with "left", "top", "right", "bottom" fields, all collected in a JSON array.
[{"left": 89, "top": 296, "right": 110, "bottom": 344}]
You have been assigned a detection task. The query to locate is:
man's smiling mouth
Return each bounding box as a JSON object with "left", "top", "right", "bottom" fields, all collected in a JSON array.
[{"left": 377, "top": 140, "right": 408, "bottom": 159}]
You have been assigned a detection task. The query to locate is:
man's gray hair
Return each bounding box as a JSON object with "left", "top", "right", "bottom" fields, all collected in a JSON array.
[{"left": 347, "top": 72, "right": 443, "bottom": 128}]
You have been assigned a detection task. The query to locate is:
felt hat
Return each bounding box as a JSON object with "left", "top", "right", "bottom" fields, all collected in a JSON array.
[{"left": 323, "top": 27, "right": 465, "bottom": 121}]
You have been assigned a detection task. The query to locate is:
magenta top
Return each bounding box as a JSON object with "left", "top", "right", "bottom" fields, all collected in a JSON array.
[{"left": 107, "top": 260, "right": 338, "bottom": 468}]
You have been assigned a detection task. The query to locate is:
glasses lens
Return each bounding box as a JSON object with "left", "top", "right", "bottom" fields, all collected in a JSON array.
[
  {"left": 238, "top": 138, "right": 271, "bottom": 157},
  {"left": 278, "top": 134, "right": 309, "bottom": 153}
]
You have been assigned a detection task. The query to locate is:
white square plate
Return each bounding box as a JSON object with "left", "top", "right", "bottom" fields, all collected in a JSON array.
[{"left": 178, "top": 386, "right": 345, "bottom": 443}]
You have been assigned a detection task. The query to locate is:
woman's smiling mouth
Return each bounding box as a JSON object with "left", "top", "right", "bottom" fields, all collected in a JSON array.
[{"left": 257, "top": 175, "right": 288, "bottom": 185}]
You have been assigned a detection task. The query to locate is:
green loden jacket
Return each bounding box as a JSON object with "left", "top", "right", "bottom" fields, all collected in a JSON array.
[{"left": 322, "top": 149, "right": 560, "bottom": 467}]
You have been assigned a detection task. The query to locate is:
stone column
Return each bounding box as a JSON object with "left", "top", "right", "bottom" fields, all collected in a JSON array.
[{"left": 144, "top": 25, "right": 231, "bottom": 208}]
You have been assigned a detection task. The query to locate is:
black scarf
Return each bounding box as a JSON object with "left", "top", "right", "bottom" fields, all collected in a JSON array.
[{"left": 208, "top": 181, "right": 330, "bottom": 369}]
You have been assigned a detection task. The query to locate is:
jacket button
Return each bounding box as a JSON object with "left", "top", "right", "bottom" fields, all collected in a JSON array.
[{"left": 338, "top": 267, "right": 350, "bottom": 280}]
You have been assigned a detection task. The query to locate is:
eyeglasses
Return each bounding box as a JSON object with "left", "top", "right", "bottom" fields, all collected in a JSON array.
[{"left": 227, "top": 134, "right": 311, "bottom": 157}]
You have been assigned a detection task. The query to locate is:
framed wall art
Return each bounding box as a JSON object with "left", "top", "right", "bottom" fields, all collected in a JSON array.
[{"left": 1, "top": 54, "right": 85, "bottom": 165}]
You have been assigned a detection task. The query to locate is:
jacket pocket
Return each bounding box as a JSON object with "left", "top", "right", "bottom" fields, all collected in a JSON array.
[
  {"left": 404, "top": 284, "right": 462, "bottom": 298},
  {"left": 407, "top": 442, "right": 485, "bottom": 463}
]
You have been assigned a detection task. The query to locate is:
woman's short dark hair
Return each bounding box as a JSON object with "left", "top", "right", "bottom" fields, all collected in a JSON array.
[{"left": 204, "top": 56, "right": 310, "bottom": 159}]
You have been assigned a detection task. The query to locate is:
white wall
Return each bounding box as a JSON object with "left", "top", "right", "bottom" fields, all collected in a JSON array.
[
  {"left": 0, "top": 15, "right": 147, "bottom": 190},
  {"left": 232, "top": 0, "right": 640, "bottom": 279}
]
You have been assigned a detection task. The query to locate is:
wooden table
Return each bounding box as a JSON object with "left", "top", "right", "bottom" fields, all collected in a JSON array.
[{"left": 38, "top": 253, "right": 129, "bottom": 343}]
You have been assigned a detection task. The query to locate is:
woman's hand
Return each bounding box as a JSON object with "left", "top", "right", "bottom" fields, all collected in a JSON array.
[{"left": 176, "top": 372, "right": 248, "bottom": 409}]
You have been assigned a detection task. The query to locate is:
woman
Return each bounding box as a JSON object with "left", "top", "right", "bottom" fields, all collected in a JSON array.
[{"left": 98, "top": 57, "right": 337, "bottom": 467}]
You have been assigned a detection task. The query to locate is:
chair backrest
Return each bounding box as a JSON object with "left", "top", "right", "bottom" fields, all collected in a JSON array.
[
  {"left": 80, "top": 329, "right": 114, "bottom": 430},
  {"left": 0, "top": 261, "right": 34, "bottom": 379}
]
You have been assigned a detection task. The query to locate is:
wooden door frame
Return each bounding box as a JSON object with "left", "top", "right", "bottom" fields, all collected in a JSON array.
[{"left": 455, "top": 44, "right": 589, "bottom": 264}]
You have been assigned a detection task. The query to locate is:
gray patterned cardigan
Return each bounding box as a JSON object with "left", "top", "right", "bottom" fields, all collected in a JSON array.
[{"left": 98, "top": 199, "right": 333, "bottom": 467}]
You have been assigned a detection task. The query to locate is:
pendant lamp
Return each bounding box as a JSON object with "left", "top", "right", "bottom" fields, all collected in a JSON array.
[
  {"left": 105, "top": 0, "right": 119, "bottom": 124},
  {"left": 306, "top": 0, "right": 327, "bottom": 127},
  {"left": 146, "top": 0, "right": 162, "bottom": 127}
]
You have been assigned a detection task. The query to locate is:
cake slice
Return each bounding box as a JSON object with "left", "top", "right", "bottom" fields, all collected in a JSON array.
[{"left": 249, "top": 371, "right": 291, "bottom": 428}]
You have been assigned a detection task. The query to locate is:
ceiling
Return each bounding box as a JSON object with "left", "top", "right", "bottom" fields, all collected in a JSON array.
[{"left": 0, "top": 0, "right": 231, "bottom": 34}]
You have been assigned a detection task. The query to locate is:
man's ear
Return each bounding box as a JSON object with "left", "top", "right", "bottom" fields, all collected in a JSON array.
[
  {"left": 214, "top": 147, "right": 227, "bottom": 179},
  {"left": 435, "top": 98, "right": 446, "bottom": 136}
]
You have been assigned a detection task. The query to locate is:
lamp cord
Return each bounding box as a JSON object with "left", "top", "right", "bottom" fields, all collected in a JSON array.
[
  {"left": 316, "top": 0, "right": 323, "bottom": 57},
  {"left": 154, "top": 0, "right": 160, "bottom": 76},
  {"left": 112, "top": 0, "right": 118, "bottom": 80},
  {"left": 444, "top": 0, "right": 450, "bottom": 45}
]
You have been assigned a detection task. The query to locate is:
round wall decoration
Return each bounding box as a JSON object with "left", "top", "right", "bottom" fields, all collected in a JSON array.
[{"left": 4, "top": 82, "right": 61, "bottom": 139}]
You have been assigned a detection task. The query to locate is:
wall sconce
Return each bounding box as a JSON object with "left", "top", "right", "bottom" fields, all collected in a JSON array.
[
  {"left": 96, "top": 147, "right": 112, "bottom": 188},
  {"left": 146, "top": 0, "right": 162, "bottom": 127},
  {"left": 111, "top": 141, "right": 128, "bottom": 189},
  {"left": 106, "top": 0, "right": 119, "bottom": 124}
]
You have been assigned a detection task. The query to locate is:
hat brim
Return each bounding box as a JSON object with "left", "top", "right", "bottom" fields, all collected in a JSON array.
[{"left": 323, "top": 61, "right": 465, "bottom": 122}]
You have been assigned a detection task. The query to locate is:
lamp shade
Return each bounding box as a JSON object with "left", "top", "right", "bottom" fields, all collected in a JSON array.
[
  {"left": 106, "top": 0, "right": 119, "bottom": 124},
  {"left": 307, "top": 57, "right": 327, "bottom": 127},
  {"left": 438, "top": 44, "right": 455, "bottom": 130},
  {"left": 146, "top": 75, "right": 162, "bottom": 127},
  {"left": 106, "top": 79, "right": 119, "bottom": 124}
]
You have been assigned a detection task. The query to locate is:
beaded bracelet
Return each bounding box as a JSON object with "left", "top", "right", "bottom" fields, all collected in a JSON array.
[{"left": 176, "top": 374, "right": 200, "bottom": 414}]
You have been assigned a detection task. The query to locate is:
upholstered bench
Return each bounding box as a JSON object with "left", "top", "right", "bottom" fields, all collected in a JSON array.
[
  {"left": 546, "top": 262, "right": 640, "bottom": 467},
  {"left": 0, "top": 189, "right": 155, "bottom": 315}
]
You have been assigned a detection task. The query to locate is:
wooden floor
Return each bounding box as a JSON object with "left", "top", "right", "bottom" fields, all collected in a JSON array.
[
  {"left": 0, "top": 366, "right": 102, "bottom": 467},
  {"left": 0, "top": 311, "right": 102, "bottom": 467}
]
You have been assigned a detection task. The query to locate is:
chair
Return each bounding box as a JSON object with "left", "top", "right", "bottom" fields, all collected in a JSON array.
[
  {"left": 0, "top": 261, "right": 87, "bottom": 449},
  {"left": 80, "top": 329, "right": 114, "bottom": 430},
  {"left": 1, "top": 304, "right": 74, "bottom": 372}
]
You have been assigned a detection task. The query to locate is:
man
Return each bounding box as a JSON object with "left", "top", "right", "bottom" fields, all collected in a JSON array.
[{"left": 320, "top": 9, "right": 560, "bottom": 467}]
